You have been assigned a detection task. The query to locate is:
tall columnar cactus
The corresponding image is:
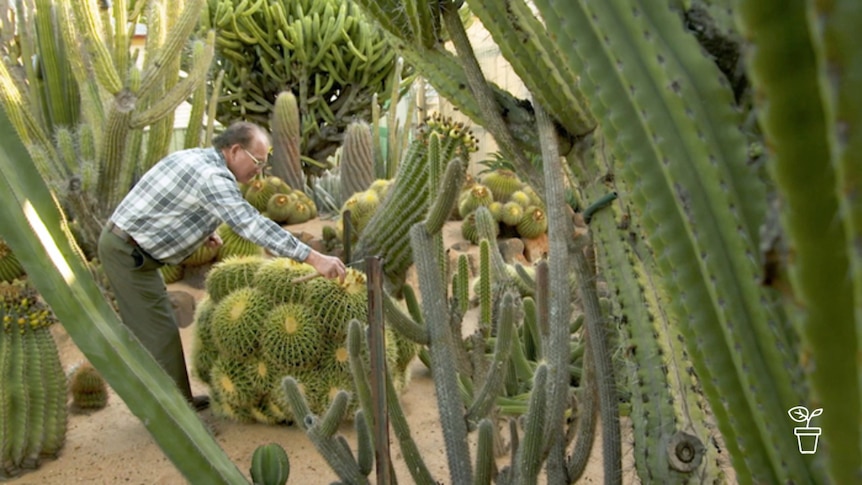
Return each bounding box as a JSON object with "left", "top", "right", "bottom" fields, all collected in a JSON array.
[
  {"left": 353, "top": 115, "right": 475, "bottom": 291},
  {"left": 582, "top": 130, "right": 723, "bottom": 481},
  {"left": 340, "top": 121, "right": 376, "bottom": 201},
  {"left": 0, "top": 281, "right": 66, "bottom": 479},
  {"left": 270, "top": 91, "right": 305, "bottom": 191}
]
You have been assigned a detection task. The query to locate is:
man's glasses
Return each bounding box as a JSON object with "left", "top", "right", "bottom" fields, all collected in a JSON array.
[{"left": 243, "top": 148, "right": 268, "bottom": 167}]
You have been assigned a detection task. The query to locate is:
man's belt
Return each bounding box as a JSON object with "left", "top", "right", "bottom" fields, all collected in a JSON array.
[
  {"left": 106, "top": 221, "right": 140, "bottom": 247},
  {"left": 106, "top": 221, "right": 165, "bottom": 265}
]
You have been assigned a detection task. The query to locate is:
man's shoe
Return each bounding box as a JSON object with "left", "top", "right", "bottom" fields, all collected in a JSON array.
[{"left": 190, "top": 395, "right": 210, "bottom": 412}]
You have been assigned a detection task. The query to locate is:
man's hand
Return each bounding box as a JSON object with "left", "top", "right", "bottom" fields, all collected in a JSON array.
[
  {"left": 304, "top": 250, "right": 347, "bottom": 282},
  {"left": 204, "top": 233, "right": 223, "bottom": 249}
]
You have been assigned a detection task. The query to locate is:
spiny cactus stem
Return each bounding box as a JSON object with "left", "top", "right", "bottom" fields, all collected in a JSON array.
[
  {"left": 439, "top": 1, "right": 543, "bottom": 194},
  {"left": 566, "top": 342, "right": 597, "bottom": 482},
  {"left": 534, "top": 100, "right": 586, "bottom": 480},
  {"left": 475, "top": 207, "right": 508, "bottom": 282},
  {"left": 511, "top": 363, "right": 549, "bottom": 485},
  {"left": 522, "top": 297, "right": 542, "bottom": 361},
  {"left": 534, "top": 261, "right": 549, "bottom": 342},
  {"left": 409, "top": 223, "right": 472, "bottom": 484},
  {"left": 474, "top": 418, "right": 496, "bottom": 485},
  {"left": 386, "top": 58, "right": 405, "bottom": 179},
  {"left": 424, "top": 158, "right": 466, "bottom": 234},
  {"left": 136, "top": 0, "right": 205, "bottom": 96},
  {"left": 69, "top": 0, "right": 122, "bottom": 94},
  {"left": 355, "top": 410, "right": 374, "bottom": 477},
  {"left": 204, "top": 69, "right": 224, "bottom": 146},
  {"left": 282, "top": 377, "right": 369, "bottom": 485},
  {"left": 513, "top": 263, "right": 536, "bottom": 291},
  {"left": 508, "top": 324, "right": 535, "bottom": 383},
  {"left": 319, "top": 390, "right": 350, "bottom": 438},
  {"left": 466, "top": 292, "right": 517, "bottom": 423},
  {"left": 573, "top": 235, "right": 621, "bottom": 484},
  {"left": 130, "top": 33, "right": 215, "bottom": 128},
  {"left": 478, "top": 240, "right": 492, "bottom": 331},
  {"left": 347, "top": 320, "right": 375, "bottom": 437},
  {"left": 384, "top": 356, "right": 437, "bottom": 485},
  {"left": 382, "top": 292, "right": 429, "bottom": 345}
]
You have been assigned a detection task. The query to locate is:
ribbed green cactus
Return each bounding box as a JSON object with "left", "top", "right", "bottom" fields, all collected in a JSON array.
[
  {"left": 0, "top": 281, "right": 66, "bottom": 479},
  {"left": 340, "top": 121, "right": 375, "bottom": 201},
  {"left": 270, "top": 91, "right": 305, "bottom": 191},
  {"left": 583, "top": 132, "right": 722, "bottom": 481},
  {"left": 249, "top": 443, "right": 290, "bottom": 485},
  {"left": 0, "top": 238, "right": 24, "bottom": 283},
  {"left": 69, "top": 361, "right": 109, "bottom": 411}
]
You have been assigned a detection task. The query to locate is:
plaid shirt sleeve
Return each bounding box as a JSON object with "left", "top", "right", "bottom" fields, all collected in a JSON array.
[{"left": 199, "top": 171, "right": 311, "bottom": 261}]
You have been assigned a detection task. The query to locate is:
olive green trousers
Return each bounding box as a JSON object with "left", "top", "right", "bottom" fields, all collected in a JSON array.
[{"left": 97, "top": 226, "right": 193, "bottom": 401}]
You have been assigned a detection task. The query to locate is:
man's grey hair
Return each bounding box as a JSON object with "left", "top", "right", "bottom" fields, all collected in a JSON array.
[{"left": 212, "top": 121, "right": 270, "bottom": 150}]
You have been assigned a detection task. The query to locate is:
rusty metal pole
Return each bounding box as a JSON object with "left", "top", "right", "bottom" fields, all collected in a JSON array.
[
  {"left": 343, "top": 209, "right": 353, "bottom": 264},
  {"left": 366, "top": 256, "right": 391, "bottom": 484}
]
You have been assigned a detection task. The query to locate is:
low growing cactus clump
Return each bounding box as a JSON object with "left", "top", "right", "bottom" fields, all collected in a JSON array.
[{"left": 192, "top": 256, "right": 416, "bottom": 424}]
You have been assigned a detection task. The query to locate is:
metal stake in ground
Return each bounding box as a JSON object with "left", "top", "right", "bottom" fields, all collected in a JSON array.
[{"left": 366, "top": 256, "right": 392, "bottom": 484}]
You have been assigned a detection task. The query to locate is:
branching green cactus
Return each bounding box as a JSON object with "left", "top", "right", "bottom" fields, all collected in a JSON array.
[{"left": 207, "top": 0, "right": 405, "bottom": 167}]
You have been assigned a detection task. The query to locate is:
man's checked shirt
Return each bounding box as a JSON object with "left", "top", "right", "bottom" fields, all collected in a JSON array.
[{"left": 109, "top": 147, "right": 311, "bottom": 265}]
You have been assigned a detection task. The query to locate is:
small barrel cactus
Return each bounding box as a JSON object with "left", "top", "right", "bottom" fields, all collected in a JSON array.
[
  {"left": 250, "top": 443, "right": 290, "bottom": 485},
  {"left": 69, "top": 362, "right": 109, "bottom": 411}
]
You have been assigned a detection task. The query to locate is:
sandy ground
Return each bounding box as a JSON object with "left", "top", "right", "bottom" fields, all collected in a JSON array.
[{"left": 7, "top": 219, "right": 637, "bottom": 484}]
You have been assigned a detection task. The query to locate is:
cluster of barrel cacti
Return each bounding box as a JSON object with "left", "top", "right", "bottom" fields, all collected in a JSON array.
[
  {"left": 191, "top": 256, "right": 417, "bottom": 424},
  {"left": 458, "top": 170, "right": 547, "bottom": 243},
  {"left": 242, "top": 175, "right": 318, "bottom": 226},
  {"left": 0, "top": 281, "right": 66, "bottom": 479}
]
